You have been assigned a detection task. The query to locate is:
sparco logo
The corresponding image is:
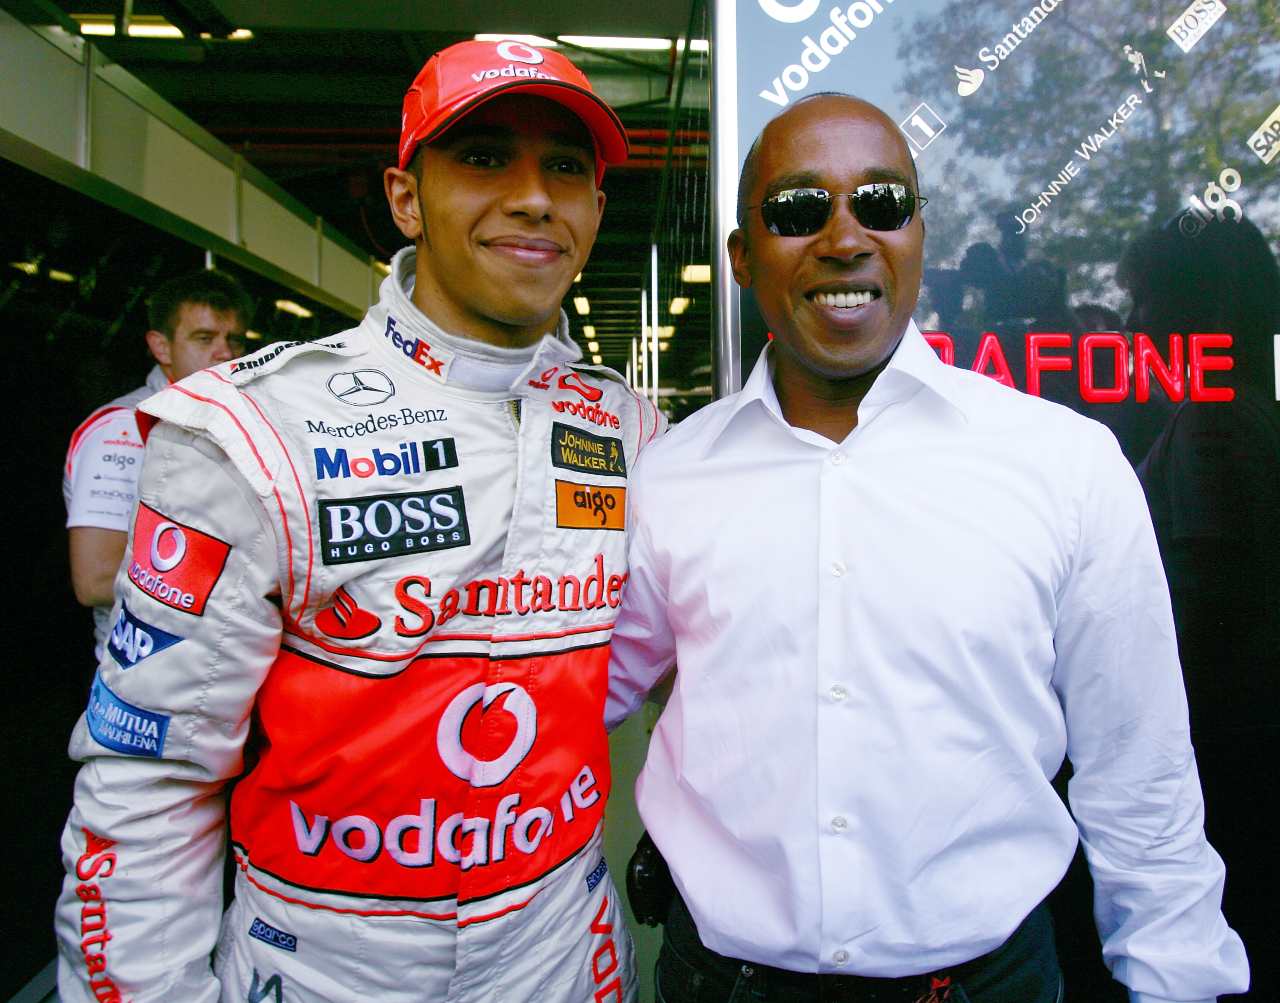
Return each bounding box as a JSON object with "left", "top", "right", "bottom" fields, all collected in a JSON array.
[
  {"left": 438, "top": 683, "right": 537, "bottom": 787},
  {"left": 757, "top": 0, "right": 898, "bottom": 107},
  {"left": 327, "top": 370, "right": 395, "bottom": 406},
  {"left": 318, "top": 487, "right": 470, "bottom": 565}
]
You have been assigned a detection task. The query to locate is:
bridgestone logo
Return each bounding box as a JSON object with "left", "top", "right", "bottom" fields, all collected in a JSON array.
[{"left": 319, "top": 487, "right": 471, "bottom": 565}]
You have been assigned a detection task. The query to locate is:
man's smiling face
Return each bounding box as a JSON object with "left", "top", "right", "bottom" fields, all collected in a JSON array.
[{"left": 729, "top": 95, "right": 925, "bottom": 385}]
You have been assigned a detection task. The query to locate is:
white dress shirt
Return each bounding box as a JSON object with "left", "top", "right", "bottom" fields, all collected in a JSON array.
[{"left": 607, "top": 322, "right": 1248, "bottom": 1003}]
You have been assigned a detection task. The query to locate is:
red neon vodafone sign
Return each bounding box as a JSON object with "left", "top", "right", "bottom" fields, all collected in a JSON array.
[{"left": 923, "top": 331, "right": 1235, "bottom": 403}]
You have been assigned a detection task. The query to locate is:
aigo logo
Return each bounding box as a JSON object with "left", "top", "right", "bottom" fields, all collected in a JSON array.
[
  {"left": 437, "top": 683, "right": 537, "bottom": 787},
  {"left": 1178, "top": 166, "right": 1244, "bottom": 237}
]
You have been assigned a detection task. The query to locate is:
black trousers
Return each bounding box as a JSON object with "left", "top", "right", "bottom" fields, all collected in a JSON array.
[{"left": 656, "top": 894, "right": 1064, "bottom": 1003}]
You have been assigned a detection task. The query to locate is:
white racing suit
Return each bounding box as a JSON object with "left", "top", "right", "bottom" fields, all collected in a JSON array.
[{"left": 54, "top": 250, "right": 663, "bottom": 1003}]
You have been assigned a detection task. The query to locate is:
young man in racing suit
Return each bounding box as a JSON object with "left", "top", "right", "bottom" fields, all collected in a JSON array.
[{"left": 54, "top": 39, "right": 662, "bottom": 1003}]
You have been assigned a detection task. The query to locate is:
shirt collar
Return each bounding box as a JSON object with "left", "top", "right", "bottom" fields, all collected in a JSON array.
[{"left": 705, "top": 320, "right": 968, "bottom": 453}]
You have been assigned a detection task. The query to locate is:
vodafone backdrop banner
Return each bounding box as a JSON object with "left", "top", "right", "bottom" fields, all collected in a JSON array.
[{"left": 712, "top": 1, "right": 1278, "bottom": 997}]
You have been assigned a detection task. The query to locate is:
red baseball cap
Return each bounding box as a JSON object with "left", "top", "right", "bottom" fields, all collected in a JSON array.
[{"left": 397, "top": 39, "right": 629, "bottom": 185}]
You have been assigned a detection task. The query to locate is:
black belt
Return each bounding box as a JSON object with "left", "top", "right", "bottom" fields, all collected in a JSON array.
[{"left": 660, "top": 893, "right": 1060, "bottom": 1003}]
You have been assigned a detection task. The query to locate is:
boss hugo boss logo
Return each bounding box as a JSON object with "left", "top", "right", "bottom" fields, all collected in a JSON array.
[
  {"left": 326, "top": 370, "right": 395, "bottom": 407},
  {"left": 314, "top": 437, "right": 457, "bottom": 481},
  {"left": 318, "top": 487, "right": 470, "bottom": 565},
  {"left": 1166, "top": 0, "right": 1227, "bottom": 53},
  {"left": 551, "top": 423, "right": 627, "bottom": 477},
  {"left": 127, "top": 504, "right": 231, "bottom": 615},
  {"left": 555, "top": 480, "right": 625, "bottom": 531}
]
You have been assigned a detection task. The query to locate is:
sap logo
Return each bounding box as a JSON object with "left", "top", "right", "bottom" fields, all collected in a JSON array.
[
  {"left": 1166, "top": 0, "right": 1227, "bottom": 53},
  {"left": 107, "top": 603, "right": 182, "bottom": 669},
  {"left": 1178, "top": 166, "right": 1244, "bottom": 237},
  {"left": 1248, "top": 104, "right": 1280, "bottom": 166},
  {"left": 318, "top": 487, "right": 471, "bottom": 565},
  {"left": 313, "top": 438, "right": 457, "bottom": 481}
]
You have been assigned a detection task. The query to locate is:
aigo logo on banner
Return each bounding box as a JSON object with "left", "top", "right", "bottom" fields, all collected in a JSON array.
[
  {"left": 127, "top": 504, "right": 231, "bottom": 616},
  {"left": 755, "top": 0, "right": 899, "bottom": 107}
]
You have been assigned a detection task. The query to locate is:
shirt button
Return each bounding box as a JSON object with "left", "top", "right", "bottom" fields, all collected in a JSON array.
[
  {"left": 832, "top": 815, "right": 848, "bottom": 831},
  {"left": 833, "top": 949, "right": 850, "bottom": 966},
  {"left": 829, "top": 684, "right": 847, "bottom": 701},
  {"left": 830, "top": 451, "right": 846, "bottom": 465},
  {"left": 831, "top": 561, "right": 846, "bottom": 577}
]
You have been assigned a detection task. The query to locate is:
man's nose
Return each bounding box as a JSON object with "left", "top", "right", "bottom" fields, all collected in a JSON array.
[
  {"left": 817, "top": 195, "right": 875, "bottom": 262},
  {"left": 210, "top": 336, "right": 235, "bottom": 362},
  {"left": 501, "top": 155, "right": 554, "bottom": 219}
]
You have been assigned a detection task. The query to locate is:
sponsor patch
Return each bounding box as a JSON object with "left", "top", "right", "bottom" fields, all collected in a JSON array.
[
  {"left": 248, "top": 917, "right": 298, "bottom": 953},
  {"left": 86, "top": 674, "right": 169, "bottom": 758},
  {"left": 1248, "top": 103, "right": 1280, "bottom": 166},
  {"left": 551, "top": 423, "right": 626, "bottom": 478},
  {"left": 586, "top": 857, "right": 608, "bottom": 893},
  {"left": 127, "top": 504, "right": 231, "bottom": 615},
  {"left": 319, "top": 487, "right": 470, "bottom": 565},
  {"left": 555, "top": 481, "right": 625, "bottom": 532},
  {"left": 314, "top": 437, "right": 457, "bottom": 481},
  {"left": 107, "top": 602, "right": 183, "bottom": 669},
  {"left": 1166, "top": 0, "right": 1227, "bottom": 53}
]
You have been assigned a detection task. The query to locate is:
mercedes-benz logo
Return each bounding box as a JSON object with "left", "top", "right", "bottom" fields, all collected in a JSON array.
[{"left": 326, "top": 370, "right": 395, "bottom": 406}]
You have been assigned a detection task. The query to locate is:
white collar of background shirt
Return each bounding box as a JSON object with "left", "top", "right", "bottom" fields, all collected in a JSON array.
[{"left": 704, "top": 320, "right": 971, "bottom": 454}]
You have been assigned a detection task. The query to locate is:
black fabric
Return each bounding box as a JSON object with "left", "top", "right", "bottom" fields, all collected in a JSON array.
[{"left": 656, "top": 893, "right": 1062, "bottom": 1003}]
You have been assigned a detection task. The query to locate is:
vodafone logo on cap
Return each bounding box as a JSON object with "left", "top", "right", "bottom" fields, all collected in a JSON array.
[
  {"left": 496, "top": 40, "right": 545, "bottom": 65},
  {"left": 438, "top": 682, "right": 537, "bottom": 787}
]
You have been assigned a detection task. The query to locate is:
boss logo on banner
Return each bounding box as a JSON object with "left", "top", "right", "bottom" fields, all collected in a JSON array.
[{"left": 1166, "top": 0, "right": 1227, "bottom": 53}]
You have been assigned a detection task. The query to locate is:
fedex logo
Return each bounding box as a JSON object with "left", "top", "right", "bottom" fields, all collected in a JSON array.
[
  {"left": 314, "top": 437, "right": 458, "bottom": 481},
  {"left": 384, "top": 316, "right": 448, "bottom": 378}
]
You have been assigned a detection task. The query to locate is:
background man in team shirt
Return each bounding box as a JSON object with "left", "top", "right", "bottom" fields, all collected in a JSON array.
[
  {"left": 62, "top": 269, "right": 251, "bottom": 661},
  {"left": 608, "top": 93, "right": 1246, "bottom": 1003}
]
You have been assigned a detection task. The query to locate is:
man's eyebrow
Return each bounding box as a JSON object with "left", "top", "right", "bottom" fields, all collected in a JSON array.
[{"left": 435, "top": 123, "right": 593, "bottom": 154}]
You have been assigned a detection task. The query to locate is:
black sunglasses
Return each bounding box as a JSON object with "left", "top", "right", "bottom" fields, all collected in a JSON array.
[{"left": 750, "top": 183, "right": 927, "bottom": 236}]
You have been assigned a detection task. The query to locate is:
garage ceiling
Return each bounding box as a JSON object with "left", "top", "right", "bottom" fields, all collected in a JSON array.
[{"left": 4, "top": 0, "right": 712, "bottom": 394}]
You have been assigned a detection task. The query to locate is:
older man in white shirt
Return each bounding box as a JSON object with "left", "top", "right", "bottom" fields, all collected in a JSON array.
[{"left": 606, "top": 93, "right": 1247, "bottom": 1003}]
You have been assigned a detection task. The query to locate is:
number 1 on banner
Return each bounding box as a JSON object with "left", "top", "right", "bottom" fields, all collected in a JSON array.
[{"left": 899, "top": 102, "right": 947, "bottom": 155}]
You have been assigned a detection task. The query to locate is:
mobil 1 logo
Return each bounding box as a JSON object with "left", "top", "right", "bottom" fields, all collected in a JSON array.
[{"left": 319, "top": 487, "right": 470, "bottom": 565}]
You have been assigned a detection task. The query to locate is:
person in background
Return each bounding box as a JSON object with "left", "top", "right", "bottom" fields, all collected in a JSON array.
[
  {"left": 62, "top": 268, "right": 251, "bottom": 662},
  {"left": 608, "top": 93, "right": 1247, "bottom": 1003}
]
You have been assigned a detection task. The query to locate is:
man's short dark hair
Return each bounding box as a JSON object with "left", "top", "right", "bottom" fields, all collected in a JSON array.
[
  {"left": 736, "top": 91, "right": 922, "bottom": 229},
  {"left": 146, "top": 269, "right": 254, "bottom": 337}
]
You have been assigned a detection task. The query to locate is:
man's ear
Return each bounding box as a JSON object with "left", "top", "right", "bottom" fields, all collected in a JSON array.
[
  {"left": 727, "top": 228, "right": 752, "bottom": 289},
  {"left": 144, "top": 329, "right": 173, "bottom": 368},
  {"left": 384, "top": 166, "right": 424, "bottom": 241}
]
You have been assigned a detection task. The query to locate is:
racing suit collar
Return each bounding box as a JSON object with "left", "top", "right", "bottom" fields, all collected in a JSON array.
[{"left": 363, "top": 246, "right": 581, "bottom": 394}]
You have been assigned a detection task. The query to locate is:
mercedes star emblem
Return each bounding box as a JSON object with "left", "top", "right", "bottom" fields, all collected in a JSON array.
[{"left": 326, "top": 370, "right": 395, "bottom": 406}]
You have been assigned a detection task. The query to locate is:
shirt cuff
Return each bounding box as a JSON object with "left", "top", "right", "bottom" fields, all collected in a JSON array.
[{"left": 1128, "top": 992, "right": 1214, "bottom": 1003}]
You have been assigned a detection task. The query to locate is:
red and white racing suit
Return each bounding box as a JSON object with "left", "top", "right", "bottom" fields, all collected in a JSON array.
[{"left": 54, "top": 249, "right": 663, "bottom": 1003}]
